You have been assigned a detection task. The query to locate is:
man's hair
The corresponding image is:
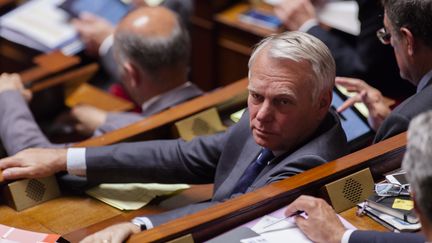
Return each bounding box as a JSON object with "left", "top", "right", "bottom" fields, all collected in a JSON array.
[
  {"left": 248, "top": 31, "right": 335, "bottom": 102},
  {"left": 382, "top": 0, "right": 432, "bottom": 48},
  {"left": 402, "top": 111, "right": 432, "bottom": 224},
  {"left": 114, "top": 15, "right": 190, "bottom": 82}
]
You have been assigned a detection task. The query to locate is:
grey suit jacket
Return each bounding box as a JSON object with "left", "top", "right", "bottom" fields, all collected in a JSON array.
[
  {"left": 349, "top": 230, "right": 425, "bottom": 243},
  {"left": 0, "top": 83, "right": 202, "bottom": 155},
  {"left": 374, "top": 76, "right": 432, "bottom": 142},
  {"left": 84, "top": 110, "right": 348, "bottom": 226}
]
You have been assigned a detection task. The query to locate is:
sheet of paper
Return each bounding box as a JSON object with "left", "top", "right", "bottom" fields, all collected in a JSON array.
[
  {"left": 241, "top": 205, "right": 356, "bottom": 243},
  {"left": 86, "top": 183, "right": 190, "bottom": 210},
  {"left": 0, "top": 0, "right": 83, "bottom": 54},
  {"left": 0, "top": 224, "right": 61, "bottom": 243}
]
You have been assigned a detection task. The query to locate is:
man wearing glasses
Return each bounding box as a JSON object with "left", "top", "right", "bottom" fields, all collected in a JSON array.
[
  {"left": 274, "top": 0, "right": 415, "bottom": 101},
  {"left": 336, "top": 0, "right": 432, "bottom": 143}
]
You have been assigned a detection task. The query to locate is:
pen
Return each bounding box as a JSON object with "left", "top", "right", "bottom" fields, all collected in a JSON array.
[{"left": 262, "top": 210, "right": 305, "bottom": 229}]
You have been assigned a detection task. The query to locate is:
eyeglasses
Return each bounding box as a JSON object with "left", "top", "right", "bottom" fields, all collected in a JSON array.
[
  {"left": 376, "top": 27, "right": 391, "bottom": 45},
  {"left": 375, "top": 183, "right": 410, "bottom": 197}
]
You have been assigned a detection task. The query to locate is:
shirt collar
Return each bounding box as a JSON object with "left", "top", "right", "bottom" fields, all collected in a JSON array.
[
  {"left": 141, "top": 82, "right": 192, "bottom": 111},
  {"left": 416, "top": 69, "right": 432, "bottom": 93}
]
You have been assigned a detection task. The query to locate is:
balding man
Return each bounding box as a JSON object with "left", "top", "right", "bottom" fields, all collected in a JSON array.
[
  {"left": 0, "top": 31, "right": 348, "bottom": 242},
  {"left": 72, "top": 0, "right": 193, "bottom": 82},
  {"left": 0, "top": 6, "right": 202, "bottom": 155}
]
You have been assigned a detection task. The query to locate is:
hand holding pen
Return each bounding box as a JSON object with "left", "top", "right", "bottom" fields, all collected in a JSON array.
[{"left": 284, "top": 195, "right": 346, "bottom": 243}]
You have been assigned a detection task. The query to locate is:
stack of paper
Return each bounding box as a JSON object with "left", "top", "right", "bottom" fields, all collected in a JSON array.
[
  {"left": 86, "top": 183, "right": 190, "bottom": 210},
  {"left": 0, "top": 0, "right": 83, "bottom": 55}
]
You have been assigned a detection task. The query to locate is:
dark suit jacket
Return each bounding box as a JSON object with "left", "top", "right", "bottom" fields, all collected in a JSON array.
[
  {"left": 0, "top": 83, "right": 202, "bottom": 155},
  {"left": 349, "top": 230, "right": 426, "bottom": 243},
  {"left": 307, "top": 0, "right": 415, "bottom": 100},
  {"left": 84, "top": 110, "right": 348, "bottom": 226},
  {"left": 374, "top": 76, "right": 432, "bottom": 142}
]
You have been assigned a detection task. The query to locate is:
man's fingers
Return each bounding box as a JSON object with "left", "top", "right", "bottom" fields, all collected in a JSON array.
[
  {"left": 0, "top": 157, "right": 23, "bottom": 170},
  {"left": 337, "top": 95, "right": 361, "bottom": 113},
  {"left": 2, "top": 167, "right": 33, "bottom": 180}
]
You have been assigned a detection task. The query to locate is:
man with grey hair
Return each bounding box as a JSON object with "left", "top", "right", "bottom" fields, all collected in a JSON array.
[
  {"left": 0, "top": 31, "right": 348, "bottom": 241},
  {"left": 0, "top": 6, "right": 203, "bottom": 155},
  {"left": 284, "top": 111, "right": 432, "bottom": 243}
]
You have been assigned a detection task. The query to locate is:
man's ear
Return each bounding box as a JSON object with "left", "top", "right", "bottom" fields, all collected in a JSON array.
[
  {"left": 317, "top": 89, "right": 332, "bottom": 120},
  {"left": 400, "top": 27, "right": 415, "bottom": 56},
  {"left": 123, "top": 62, "right": 140, "bottom": 87}
]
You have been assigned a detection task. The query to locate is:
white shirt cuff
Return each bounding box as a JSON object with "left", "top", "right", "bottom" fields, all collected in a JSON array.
[
  {"left": 66, "top": 148, "right": 87, "bottom": 176},
  {"left": 341, "top": 229, "right": 356, "bottom": 243},
  {"left": 298, "top": 18, "right": 319, "bottom": 32},
  {"left": 131, "top": 216, "right": 154, "bottom": 230},
  {"left": 98, "top": 34, "right": 114, "bottom": 57}
]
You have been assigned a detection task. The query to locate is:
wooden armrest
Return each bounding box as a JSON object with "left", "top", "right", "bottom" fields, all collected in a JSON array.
[{"left": 20, "top": 51, "right": 80, "bottom": 85}]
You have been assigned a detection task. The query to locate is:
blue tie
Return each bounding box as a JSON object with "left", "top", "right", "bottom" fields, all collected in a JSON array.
[{"left": 232, "top": 148, "right": 275, "bottom": 194}]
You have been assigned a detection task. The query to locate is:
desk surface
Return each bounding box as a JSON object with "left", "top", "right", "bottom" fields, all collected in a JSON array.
[{"left": 0, "top": 184, "right": 213, "bottom": 242}]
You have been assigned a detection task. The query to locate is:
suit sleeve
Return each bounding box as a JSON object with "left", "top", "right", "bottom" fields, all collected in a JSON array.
[
  {"left": 373, "top": 113, "right": 409, "bottom": 143},
  {"left": 93, "top": 112, "right": 143, "bottom": 136},
  {"left": 0, "top": 91, "right": 61, "bottom": 155},
  {"left": 85, "top": 131, "right": 228, "bottom": 184},
  {"left": 349, "top": 230, "right": 426, "bottom": 243}
]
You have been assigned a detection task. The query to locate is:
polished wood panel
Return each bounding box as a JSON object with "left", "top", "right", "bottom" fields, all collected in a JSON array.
[
  {"left": 126, "top": 132, "right": 406, "bottom": 242},
  {"left": 74, "top": 78, "right": 248, "bottom": 147},
  {"left": 340, "top": 207, "right": 387, "bottom": 232},
  {"left": 0, "top": 184, "right": 213, "bottom": 242},
  {"left": 19, "top": 51, "right": 80, "bottom": 86}
]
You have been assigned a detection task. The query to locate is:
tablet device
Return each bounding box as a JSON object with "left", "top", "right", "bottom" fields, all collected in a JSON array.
[
  {"left": 331, "top": 87, "right": 374, "bottom": 151},
  {"left": 58, "top": 0, "right": 132, "bottom": 24}
]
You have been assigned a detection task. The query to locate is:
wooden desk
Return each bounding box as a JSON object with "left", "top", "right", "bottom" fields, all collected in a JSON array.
[
  {"left": 340, "top": 207, "right": 387, "bottom": 232},
  {"left": 0, "top": 184, "right": 213, "bottom": 242},
  {"left": 214, "top": 3, "right": 276, "bottom": 86}
]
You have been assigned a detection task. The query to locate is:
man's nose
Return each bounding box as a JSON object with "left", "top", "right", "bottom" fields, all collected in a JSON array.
[{"left": 256, "top": 101, "right": 274, "bottom": 122}]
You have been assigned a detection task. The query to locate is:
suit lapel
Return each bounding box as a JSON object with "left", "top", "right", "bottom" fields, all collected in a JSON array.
[{"left": 212, "top": 136, "right": 261, "bottom": 201}]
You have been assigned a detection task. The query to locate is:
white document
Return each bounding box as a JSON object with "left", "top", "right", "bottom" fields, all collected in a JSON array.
[
  {"left": 86, "top": 183, "right": 190, "bottom": 210},
  {"left": 0, "top": 0, "right": 83, "bottom": 54},
  {"left": 317, "top": 1, "right": 360, "bottom": 36}
]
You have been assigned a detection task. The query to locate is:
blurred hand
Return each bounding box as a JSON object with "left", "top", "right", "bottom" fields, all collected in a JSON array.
[
  {"left": 131, "top": 0, "right": 149, "bottom": 8},
  {"left": 285, "top": 195, "right": 345, "bottom": 243},
  {"left": 336, "top": 77, "right": 391, "bottom": 131},
  {"left": 71, "top": 105, "right": 108, "bottom": 135},
  {"left": 72, "top": 13, "right": 114, "bottom": 57},
  {"left": 0, "top": 148, "right": 67, "bottom": 180},
  {"left": 80, "top": 222, "right": 140, "bottom": 243},
  {"left": 274, "top": 0, "right": 316, "bottom": 30},
  {"left": 0, "top": 73, "right": 32, "bottom": 102}
]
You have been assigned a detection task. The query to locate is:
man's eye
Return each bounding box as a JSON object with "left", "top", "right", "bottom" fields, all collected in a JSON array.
[
  {"left": 276, "top": 99, "right": 291, "bottom": 105},
  {"left": 251, "top": 93, "right": 261, "bottom": 100}
]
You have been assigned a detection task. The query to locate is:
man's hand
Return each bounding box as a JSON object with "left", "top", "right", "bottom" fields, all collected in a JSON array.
[
  {"left": 71, "top": 105, "right": 108, "bottom": 135},
  {"left": 336, "top": 77, "right": 391, "bottom": 130},
  {"left": 0, "top": 148, "right": 67, "bottom": 180},
  {"left": 274, "top": 0, "right": 316, "bottom": 30},
  {"left": 285, "top": 195, "right": 346, "bottom": 243},
  {"left": 0, "top": 73, "right": 32, "bottom": 102},
  {"left": 80, "top": 222, "right": 141, "bottom": 243},
  {"left": 72, "top": 13, "right": 114, "bottom": 57}
]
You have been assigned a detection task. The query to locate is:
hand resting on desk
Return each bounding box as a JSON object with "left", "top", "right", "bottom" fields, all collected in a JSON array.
[{"left": 0, "top": 148, "right": 67, "bottom": 180}]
